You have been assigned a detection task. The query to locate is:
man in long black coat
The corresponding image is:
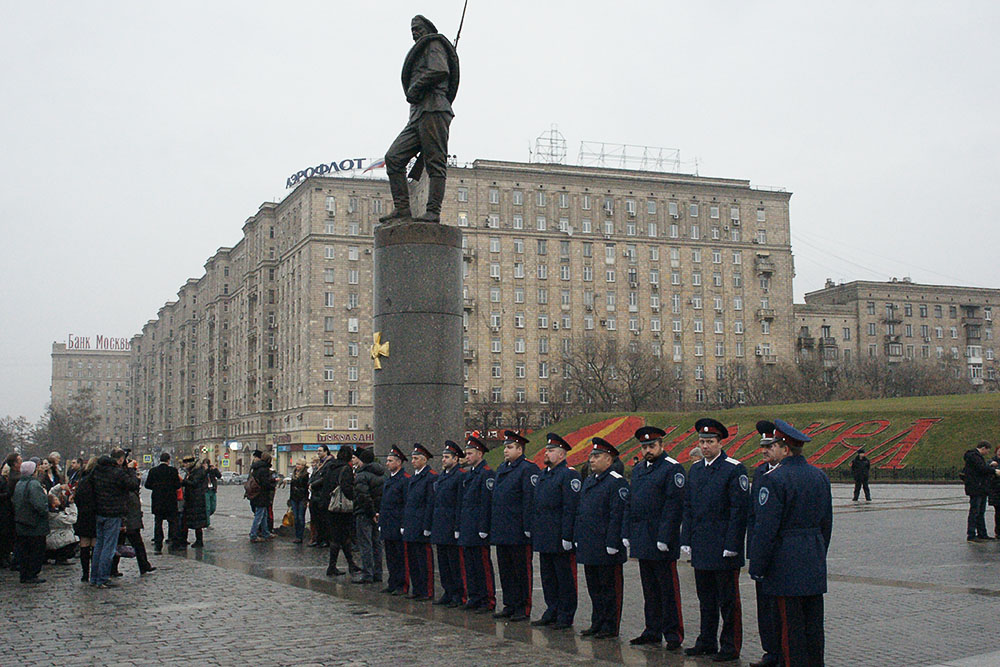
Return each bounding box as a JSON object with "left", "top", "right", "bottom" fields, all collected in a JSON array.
[
  {"left": 850, "top": 450, "right": 871, "bottom": 502},
  {"left": 963, "top": 441, "right": 997, "bottom": 542},
  {"left": 144, "top": 453, "right": 181, "bottom": 553}
]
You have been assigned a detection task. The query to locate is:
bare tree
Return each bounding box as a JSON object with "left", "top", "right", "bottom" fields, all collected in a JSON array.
[{"left": 559, "top": 336, "right": 679, "bottom": 412}]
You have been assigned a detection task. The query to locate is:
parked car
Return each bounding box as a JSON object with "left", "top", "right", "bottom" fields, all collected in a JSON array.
[
  {"left": 220, "top": 471, "right": 237, "bottom": 484},
  {"left": 230, "top": 474, "right": 248, "bottom": 485}
]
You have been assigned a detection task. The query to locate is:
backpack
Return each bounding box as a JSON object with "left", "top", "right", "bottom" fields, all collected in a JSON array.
[{"left": 244, "top": 474, "right": 262, "bottom": 500}]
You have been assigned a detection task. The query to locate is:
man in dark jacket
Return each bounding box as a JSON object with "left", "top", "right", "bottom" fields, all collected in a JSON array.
[
  {"left": 430, "top": 440, "right": 466, "bottom": 606},
  {"left": 458, "top": 435, "right": 495, "bottom": 612},
  {"left": 91, "top": 449, "right": 140, "bottom": 587},
  {"left": 491, "top": 430, "right": 537, "bottom": 622},
  {"left": 144, "top": 453, "right": 181, "bottom": 553},
  {"left": 309, "top": 445, "right": 335, "bottom": 547},
  {"left": 746, "top": 421, "right": 781, "bottom": 667},
  {"left": 249, "top": 453, "right": 275, "bottom": 542},
  {"left": 850, "top": 449, "right": 872, "bottom": 502},
  {"left": 352, "top": 447, "right": 384, "bottom": 584},
  {"left": 380, "top": 445, "right": 410, "bottom": 595},
  {"left": 380, "top": 15, "right": 459, "bottom": 224},
  {"left": 963, "top": 441, "right": 996, "bottom": 542},
  {"left": 402, "top": 443, "right": 436, "bottom": 600},
  {"left": 0, "top": 452, "right": 21, "bottom": 569}
]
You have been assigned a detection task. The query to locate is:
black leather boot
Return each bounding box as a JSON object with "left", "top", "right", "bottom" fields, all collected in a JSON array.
[
  {"left": 415, "top": 177, "right": 446, "bottom": 222},
  {"left": 379, "top": 173, "right": 411, "bottom": 223}
]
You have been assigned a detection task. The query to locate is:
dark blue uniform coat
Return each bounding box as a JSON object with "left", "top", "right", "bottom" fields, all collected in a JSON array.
[
  {"left": 748, "top": 455, "right": 833, "bottom": 597},
  {"left": 575, "top": 469, "right": 628, "bottom": 566},
  {"left": 458, "top": 461, "right": 492, "bottom": 546},
  {"left": 681, "top": 455, "right": 749, "bottom": 570},
  {"left": 490, "top": 455, "right": 536, "bottom": 545},
  {"left": 624, "top": 454, "right": 685, "bottom": 561},
  {"left": 380, "top": 469, "right": 409, "bottom": 540},
  {"left": 531, "top": 460, "right": 581, "bottom": 553},
  {"left": 402, "top": 466, "right": 436, "bottom": 543},
  {"left": 430, "top": 466, "right": 464, "bottom": 545}
]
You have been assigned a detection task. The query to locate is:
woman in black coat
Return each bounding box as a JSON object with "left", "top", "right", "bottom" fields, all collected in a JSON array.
[
  {"left": 289, "top": 461, "right": 310, "bottom": 544},
  {"left": 122, "top": 476, "right": 154, "bottom": 574},
  {"left": 326, "top": 447, "right": 358, "bottom": 576},
  {"left": 182, "top": 458, "right": 209, "bottom": 548},
  {"left": 989, "top": 447, "right": 1000, "bottom": 539},
  {"left": 73, "top": 457, "right": 98, "bottom": 582}
]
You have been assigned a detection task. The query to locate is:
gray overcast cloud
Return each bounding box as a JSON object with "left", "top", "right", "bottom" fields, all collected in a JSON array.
[{"left": 1, "top": 1, "right": 997, "bottom": 419}]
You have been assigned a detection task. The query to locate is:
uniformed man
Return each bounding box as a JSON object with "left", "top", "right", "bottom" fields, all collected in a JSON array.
[
  {"left": 430, "top": 440, "right": 466, "bottom": 607},
  {"left": 749, "top": 419, "right": 833, "bottom": 667},
  {"left": 458, "top": 434, "right": 496, "bottom": 612},
  {"left": 681, "top": 417, "right": 749, "bottom": 663},
  {"left": 490, "top": 430, "right": 537, "bottom": 622},
  {"left": 530, "top": 433, "right": 581, "bottom": 630},
  {"left": 380, "top": 445, "right": 410, "bottom": 596},
  {"left": 746, "top": 421, "right": 781, "bottom": 667},
  {"left": 402, "top": 443, "right": 436, "bottom": 601},
  {"left": 576, "top": 437, "right": 628, "bottom": 639},
  {"left": 625, "top": 426, "right": 686, "bottom": 650}
]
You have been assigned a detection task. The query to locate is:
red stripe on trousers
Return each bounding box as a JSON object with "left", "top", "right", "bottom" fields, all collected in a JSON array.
[
  {"left": 458, "top": 547, "right": 468, "bottom": 604},
  {"left": 614, "top": 564, "right": 624, "bottom": 633},
  {"left": 777, "top": 596, "right": 791, "bottom": 667},
  {"left": 731, "top": 569, "right": 743, "bottom": 653},
  {"left": 482, "top": 547, "right": 496, "bottom": 609},
  {"left": 671, "top": 560, "right": 684, "bottom": 643},
  {"left": 403, "top": 542, "right": 410, "bottom": 593},
  {"left": 570, "top": 552, "right": 578, "bottom": 593},
  {"left": 426, "top": 544, "right": 434, "bottom": 598},
  {"left": 524, "top": 544, "right": 534, "bottom": 616}
]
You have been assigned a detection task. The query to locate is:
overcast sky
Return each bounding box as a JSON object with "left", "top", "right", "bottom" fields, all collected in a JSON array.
[{"left": 1, "top": 1, "right": 997, "bottom": 420}]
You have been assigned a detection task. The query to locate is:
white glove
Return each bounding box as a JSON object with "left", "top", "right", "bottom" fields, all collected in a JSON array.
[
  {"left": 561, "top": 539, "right": 573, "bottom": 551},
  {"left": 680, "top": 545, "right": 691, "bottom": 556},
  {"left": 524, "top": 531, "right": 531, "bottom": 538},
  {"left": 657, "top": 542, "right": 668, "bottom": 552},
  {"left": 622, "top": 539, "right": 630, "bottom": 548},
  {"left": 479, "top": 532, "right": 488, "bottom": 539},
  {"left": 454, "top": 531, "right": 460, "bottom": 540},
  {"left": 423, "top": 530, "right": 431, "bottom": 537},
  {"left": 723, "top": 549, "right": 737, "bottom": 558},
  {"left": 400, "top": 528, "right": 405, "bottom": 535},
  {"left": 606, "top": 547, "right": 618, "bottom": 555}
]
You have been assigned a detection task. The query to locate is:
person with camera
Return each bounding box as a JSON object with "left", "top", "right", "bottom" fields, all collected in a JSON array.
[
  {"left": 45, "top": 485, "right": 78, "bottom": 565},
  {"left": 90, "top": 448, "right": 140, "bottom": 588}
]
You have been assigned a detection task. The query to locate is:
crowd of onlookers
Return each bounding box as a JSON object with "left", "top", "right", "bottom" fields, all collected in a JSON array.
[{"left": 0, "top": 449, "right": 222, "bottom": 586}]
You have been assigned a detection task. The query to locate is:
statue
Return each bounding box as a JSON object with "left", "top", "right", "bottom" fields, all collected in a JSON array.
[{"left": 379, "top": 15, "right": 460, "bottom": 225}]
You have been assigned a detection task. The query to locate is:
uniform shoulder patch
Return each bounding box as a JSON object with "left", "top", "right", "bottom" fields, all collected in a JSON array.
[
  {"left": 485, "top": 478, "right": 495, "bottom": 491},
  {"left": 570, "top": 478, "right": 581, "bottom": 493},
  {"left": 609, "top": 470, "right": 623, "bottom": 479},
  {"left": 725, "top": 456, "right": 741, "bottom": 465},
  {"left": 764, "top": 463, "right": 780, "bottom": 475},
  {"left": 665, "top": 456, "right": 679, "bottom": 465},
  {"left": 759, "top": 486, "right": 769, "bottom": 506},
  {"left": 618, "top": 486, "right": 629, "bottom": 501},
  {"left": 739, "top": 474, "right": 750, "bottom": 491},
  {"left": 674, "top": 472, "right": 685, "bottom": 488},
  {"left": 530, "top": 474, "right": 539, "bottom": 487}
]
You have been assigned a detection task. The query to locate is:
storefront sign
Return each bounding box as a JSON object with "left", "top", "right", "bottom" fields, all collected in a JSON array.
[{"left": 66, "top": 333, "right": 132, "bottom": 351}]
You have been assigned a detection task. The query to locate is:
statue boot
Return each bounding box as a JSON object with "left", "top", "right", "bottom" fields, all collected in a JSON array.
[
  {"left": 378, "top": 172, "right": 411, "bottom": 223},
  {"left": 414, "top": 177, "right": 446, "bottom": 223}
]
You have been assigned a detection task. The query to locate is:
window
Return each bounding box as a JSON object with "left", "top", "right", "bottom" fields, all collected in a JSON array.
[
  {"left": 513, "top": 238, "right": 524, "bottom": 254},
  {"left": 904, "top": 303, "right": 913, "bottom": 317},
  {"left": 538, "top": 264, "right": 548, "bottom": 279},
  {"left": 560, "top": 265, "right": 570, "bottom": 281},
  {"left": 512, "top": 214, "right": 523, "bottom": 229},
  {"left": 539, "top": 361, "right": 549, "bottom": 378},
  {"left": 492, "top": 363, "right": 501, "bottom": 379},
  {"left": 489, "top": 237, "right": 501, "bottom": 253},
  {"left": 689, "top": 203, "right": 699, "bottom": 217},
  {"left": 347, "top": 390, "right": 358, "bottom": 406},
  {"left": 325, "top": 196, "right": 336, "bottom": 213},
  {"left": 490, "top": 287, "right": 500, "bottom": 302},
  {"left": 490, "top": 311, "right": 501, "bottom": 328},
  {"left": 324, "top": 221, "right": 336, "bottom": 234},
  {"left": 537, "top": 191, "right": 547, "bottom": 207},
  {"left": 582, "top": 194, "right": 591, "bottom": 210},
  {"left": 919, "top": 304, "right": 928, "bottom": 317},
  {"left": 348, "top": 269, "right": 359, "bottom": 285},
  {"left": 457, "top": 187, "right": 468, "bottom": 202},
  {"left": 606, "top": 269, "right": 616, "bottom": 283},
  {"left": 514, "top": 263, "right": 524, "bottom": 279},
  {"left": 730, "top": 206, "right": 740, "bottom": 222},
  {"left": 514, "top": 312, "right": 526, "bottom": 328},
  {"left": 868, "top": 322, "right": 877, "bottom": 336},
  {"left": 690, "top": 224, "right": 700, "bottom": 240},
  {"left": 324, "top": 268, "right": 335, "bottom": 283},
  {"left": 324, "top": 341, "right": 335, "bottom": 357},
  {"left": 372, "top": 199, "right": 384, "bottom": 215},
  {"left": 325, "top": 246, "right": 335, "bottom": 259},
  {"left": 347, "top": 366, "right": 358, "bottom": 382},
  {"left": 733, "top": 296, "right": 743, "bottom": 311},
  {"left": 712, "top": 249, "right": 722, "bottom": 264},
  {"left": 348, "top": 318, "right": 359, "bottom": 333},
  {"left": 514, "top": 288, "right": 525, "bottom": 303},
  {"left": 489, "top": 188, "right": 499, "bottom": 204},
  {"left": 757, "top": 208, "right": 766, "bottom": 222},
  {"left": 325, "top": 292, "right": 335, "bottom": 307},
  {"left": 935, "top": 305, "right": 943, "bottom": 318},
  {"left": 537, "top": 216, "right": 547, "bottom": 231},
  {"left": 324, "top": 316, "right": 335, "bottom": 332},
  {"left": 491, "top": 387, "right": 502, "bottom": 402},
  {"left": 559, "top": 192, "right": 569, "bottom": 208},
  {"left": 710, "top": 205, "right": 720, "bottom": 219},
  {"left": 491, "top": 338, "right": 501, "bottom": 353},
  {"left": 755, "top": 229, "right": 767, "bottom": 244},
  {"left": 348, "top": 246, "right": 359, "bottom": 261},
  {"left": 458, "top": 212, "right": 468, "bottom": 227},
  {"left": 515, "top": 337, "right": 526, "bottom": 353},
  {"left": 692, "top": 272, "right": 702, "bottom": 286},
  {"left": 694, "top": 319, "right": 704, "bottom": 333},
  {"left": 604, "top": 220, "right": 614, "bottom": 235},
  {"left": 583, "top": 266, "right": 593, "bottom": 282},
  {"left": 735, "top": 320, "right": 744, "bottom": 334},
  {"left": 669, "top": 223, "right": 679, "bottom": 238},
  {"left": 515, "top": 362, "right": 526, "bottom": 379},
  {"left": 672, "top": 319, "right": 682, "bottom": 333},
  {"left": 538, "top": 313, "right": 549, "bottom": 328},
  {"left": 324, "top": 390, "right": 335, "bottom": 405},
  {"left": 581, "top": 218, "right": 592, "bottom": 233},
  {"left": 512, "top": 190, "right": 523, "bottom": 205}
]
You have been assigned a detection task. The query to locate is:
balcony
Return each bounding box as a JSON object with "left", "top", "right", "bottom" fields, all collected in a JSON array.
[
  {"left": 884, "top": 334, "right": 901, "bottom": 343},
  {"left": 760, "top": 354, "right": 778, "bottom": 365},
  {"left": 462, "top": 247, "right": 476, "bottom": 261},
  {"left": 881, "top": 315, "right": 902, "bottom": 324},
  {"left": 819, "top": 336, "right": 838, "bottom": 347},
  {"left": 463, "top": 349, "right": 476, "bottom": 362},
  {"left": 754, "top": 258, "right": 776, "bottom": 274},
  {"left": 962, "top": 316, "right": 984, "bottom": 327},
  {"left": 463, "top": 297, "right": 475, "bottom": 310},
  {"left": 797, "top": 335, "right": 815, "bottom": 349},
  {"left": 756, "top": 308, "right": 776, "bottom": 321}
]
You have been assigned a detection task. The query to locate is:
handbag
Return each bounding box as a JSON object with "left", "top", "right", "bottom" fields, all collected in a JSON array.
[
  {"left": 117, "top": 544, "right": 136, "bottom": 559},
  {"left": 282, "top": 508, "right": 295, "bottom": 528},
  {"left": 327, "top": 468, "right": 354, "bottom": 514}
]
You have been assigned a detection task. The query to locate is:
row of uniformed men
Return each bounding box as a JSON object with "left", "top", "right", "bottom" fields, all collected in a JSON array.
[{"left": 377, "top": 417, "right": 832, "bottom": 667}]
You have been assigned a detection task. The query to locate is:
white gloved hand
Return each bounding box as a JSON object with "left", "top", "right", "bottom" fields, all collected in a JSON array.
[
  {"left": 657, "top": 542, "right": 668, "bottom": 552},
  {"left": 400, "top": 528, "right": 405, "bottom": 535},
  {"left": 423, "top": 530, "right": 431, "bottom": 537},
  {"left": 562, "top": 539, "right": 573, "bottom": 551},
  {"left": 622, "top": 538, "right": 630, "bottom": 548},
  {"left": 479, "top": 532, "right": 488, "bottom": 539},
  {"left": 606, "top": 547, "right": 618, "bottom": 555},
  {"left": 723, "top": 549, "right": 737, "bottom": 558},
  {"left": 524, "top": 531, "right": 531, "bottom": 538},
  {"left": 680, "top": 545, "right": 691, "bottom": 556},
  {"left": 454, "top": 531, "right": 460, "bottom": 540}
]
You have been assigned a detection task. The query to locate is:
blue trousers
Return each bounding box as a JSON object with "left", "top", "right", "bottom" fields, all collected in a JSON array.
[
  {"left": 436, "top": 543, "right": 465, "bottom": 604},
  {"left": 968, "top": 494, "right": 988, "bottom": 538},
  {"left": 405, "top": 541, "right": 434, "bottom": 599},
  {"left": 755, "top": 580, "right": 779, "bottom": 662},
  {"left": 91, "top": 516, "right": 122, "bottom": 585},
  {"left": 538, "top": 551, "right": 577, "bottom": 625},
  {"left": 290, "top": 500, "right": 307, "bottom": 541},
  {"left": 496, "top": 543, "right": 533, "bottom": 616},
  {"left": 250, "top": 506, "right": 270, "bottom": 539},
  {"left": 461, "top": 545, "right": 495, "bottom": 609},
  {"left": 383, "top": 539, "right": 408, "bottom": 593},
  {"left": 638, "top": 558, "right": 684, "bottom": 643}
]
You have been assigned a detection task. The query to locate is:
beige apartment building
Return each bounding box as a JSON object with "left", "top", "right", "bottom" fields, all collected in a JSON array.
[
  {"left": 795, "top": 278, "right": 999, "bottom": 384},
  {"left": 50, "top": 340, "right": 133, "bottom": 452},
  {"left": 127, "top": 158, "right": 795, "bottom": 469}
]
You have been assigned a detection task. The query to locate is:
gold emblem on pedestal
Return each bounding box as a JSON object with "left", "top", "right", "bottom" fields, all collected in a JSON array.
[{"left": 370, "top": 331, "right": 389, "bottom": 370}]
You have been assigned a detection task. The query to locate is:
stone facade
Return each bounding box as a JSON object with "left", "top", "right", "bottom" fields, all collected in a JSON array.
[
  {"left": 798, "top": 279, "right": 999, "bottom": 385},
  {"left": 127, "top": 159, "right": 794, "bottom": 470},
  {"left": 50, "top": 342, "right": 132, "bottom": 452}
]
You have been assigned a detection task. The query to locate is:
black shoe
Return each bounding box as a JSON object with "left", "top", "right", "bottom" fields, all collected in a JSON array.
[
  {"left": 81, "top": 574, "right": 89, "bottom": 583},
  {"left": 474, "top": 606, "right": 496, "bottom": 615},
  {"left": 550, "top": 622, "right": 573, "bottom": 630},
  {"left": 492, "top": 609, "right": 514, "bottom": 619},
  {"left": 390, "top": 589, "right": 407, "bottom": 596},
  {"left": 21, "top": 577, "right": 46, "bottom": 585},
  {"left": 531, "top": 617, "right": 555, "bottom": 627},
  {"left": 630, "top": 634, "right": 661, "bottom": 646},
  {"left": 153, "top": 548, "right": 162, "bottom": 555},
  {"left": 110, "top": 571, "right": 123, "bottom": 578},
  {"left": 580, "top": 627, "right": 598, "bottom": 637},
  {"left": 447, "top": 600, "right": 464, "bottom": 608},
  {"left": 351, "top": 577, "right": 373, "bottom": 584},
  {"left": 749, "top": 658, "right": 779, "bottom": 667},
  {"left": 308, "top": 541, "right": 319, "bottom": 547},
  {"left": 461, "top": 602, "right": 482, "bottom": 611},
  {"left": 404, "top": 592, "right": 419, "bottom": 599},
  {"left": 140, "top": 567, "right": 157, "bottom": 574},
  {"left": 509, "top": 612, "right": 529, "bottom": 622},
  {"left": 594, "top": 630, "right": 618, "bottom": 639},
  {"left": 666, "top": 640, "right": 682, "bottom": 650},
  {"left": 685, "top": 646, "right": 718, "bottom": 656},
  {"left": 326, "top": 566, "right": 344, "bottom": 577},
  {"left": 412, "top": 595, "right": 433, "bottom": 602},
  {"left": 191, "top": 541, "right": 204, "bottom": 549},
  {"left": 712, "top": 652, "right": 740, "bottom": 662}
]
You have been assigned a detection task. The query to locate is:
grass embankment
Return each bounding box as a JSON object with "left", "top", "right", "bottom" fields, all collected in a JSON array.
[{"left": 484, "top": 393, "right": 999, "bottom": 481}]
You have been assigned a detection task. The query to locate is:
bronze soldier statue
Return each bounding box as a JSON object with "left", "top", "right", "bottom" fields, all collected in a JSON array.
[{"left": 379, "top": 15, "right": 460, "bottom": 225}]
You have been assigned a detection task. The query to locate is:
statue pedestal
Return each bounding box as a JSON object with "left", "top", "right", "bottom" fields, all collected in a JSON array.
[{"left": 372, "top": 221, "right": 464, "bottom": 457}]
